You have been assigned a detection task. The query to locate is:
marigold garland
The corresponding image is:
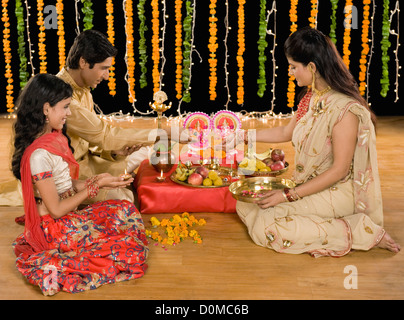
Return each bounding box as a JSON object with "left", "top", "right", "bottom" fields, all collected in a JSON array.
[
  {"left": 380, "top": 0, "right": 391, "bottom": 98},
  {"left": 151, "top": 0, "right": 160, "bottom": 94},
  {"left": 2, "top": 0, "right": 14, "bottom": 113},
  {"left": 358, "top": 0, "right": 371, "bottom": 96},
  {"left": 175, "top": 0, "right": 183, "bottom": 99},
  {"left": 15, "top": 0, "right": 28, "bottom": 89},
  {"left": 138, "top": 0, "right": 148, "bottom": 89},
  {"left": 236, "top": 0, "right": 246, "bottom": 105},
  {"left": 146, "top": 212, "right": 206, "bottom": 246},
  {"left": 56, "top": 0, "right": 66, "bottom": 70},
  {"left": 287, "top": 0, "right": 298, "bottom": 109},
  {"left": 37, "top": 0, "right": 47, "bottom": 73},
  {"left": 342, "top": 0, "right": 353, "bottom": 68},
  {"left": 106, "top": 0, "right": 116, "bottom": 96},
  {"left": 309, "top": 0, "right": 318, "bottom": 29},
  {"left": 208, "top": 0, "right": 218, "bottom": 101},
  {"left": 289, "top": 0, "right": 298, "bottom": 34}
]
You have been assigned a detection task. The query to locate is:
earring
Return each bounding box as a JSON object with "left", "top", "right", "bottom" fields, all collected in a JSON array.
[
  {"left": 45, "top": 116, "right": 49, "bottom": 123},
  {"left": 309, "top": 65, "right": 316, "bottom": 91}
]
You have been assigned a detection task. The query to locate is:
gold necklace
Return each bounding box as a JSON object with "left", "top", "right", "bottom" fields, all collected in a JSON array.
[{"left": 311, "top": 86, "right": 331, "bottom": 116}]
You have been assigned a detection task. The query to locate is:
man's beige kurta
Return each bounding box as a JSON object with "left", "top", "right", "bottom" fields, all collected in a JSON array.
[{"left": 57, "top": 67, "right": 153, "bottom": 202}]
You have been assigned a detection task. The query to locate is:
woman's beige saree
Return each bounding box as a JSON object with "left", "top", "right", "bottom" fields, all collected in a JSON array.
[{"left": 237, "top": 91, "right": 385, "bottom": 257}]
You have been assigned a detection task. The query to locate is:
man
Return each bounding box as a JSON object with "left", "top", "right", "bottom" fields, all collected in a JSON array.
[{"left": 57, "top": 30, "right": 157, "bottom": 203}]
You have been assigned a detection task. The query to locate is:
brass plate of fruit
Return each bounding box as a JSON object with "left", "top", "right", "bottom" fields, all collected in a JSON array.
[
  {"left": 229, "top": 177, "right": 296, "bottom": 203},
  {"left": 238, "top": 161, "right": 289, "bottom": 177},
  {"left": 170, "top": 165, "right": 233, "bottom": 188},
  {"left": 238, "top": 148, "right": 288, "bottom": 177}
]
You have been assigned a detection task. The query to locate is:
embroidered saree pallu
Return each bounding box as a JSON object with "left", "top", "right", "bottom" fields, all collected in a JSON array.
[{"left": 134, "top": 160, "right": 237, "bottom": 214}]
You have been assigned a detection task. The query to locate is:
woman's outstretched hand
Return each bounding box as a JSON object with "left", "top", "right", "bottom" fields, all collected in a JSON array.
[{"left": 96, "top": 173, "right": 134, "bottom": 189}]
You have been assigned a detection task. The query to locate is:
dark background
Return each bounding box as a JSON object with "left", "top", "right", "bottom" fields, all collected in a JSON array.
[{"left": 1, "top": 0, "right": 402, "bottom": 117}]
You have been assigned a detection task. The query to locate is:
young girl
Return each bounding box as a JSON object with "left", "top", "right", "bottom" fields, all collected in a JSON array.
[
  {"left": 11, "top": 73, "right": 148, "bottom": 295},
  {"left": 236, "top": 27, "right": 400, "bottom": 257}
]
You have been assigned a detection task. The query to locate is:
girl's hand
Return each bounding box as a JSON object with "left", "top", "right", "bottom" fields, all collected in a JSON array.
[
  {"left": 256, "top": 189, "right": 286, "bottom": 209},
  {"left": 96, "top": 173, "right": 134, "bottom": 189}
]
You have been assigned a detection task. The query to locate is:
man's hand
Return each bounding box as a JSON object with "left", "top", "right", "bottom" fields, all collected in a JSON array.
[{"left": 112, "top": 144, "right": 143, "bottom": 157}]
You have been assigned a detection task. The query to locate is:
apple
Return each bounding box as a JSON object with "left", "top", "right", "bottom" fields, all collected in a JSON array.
[
  {"left": 195, "top": 166, "right": 209, "bottom": 178},
  {"left": 187, "top": 173, "right": 203, "bottom": 185},
  {"left": 263, "top": 157, "right": 273, "bottom": 167},
  {"left": 271, "top": 149, "right": 285, "bottom": 162},
  {"left": 270, "top": 161, "right": 285, "bottom": 171}
]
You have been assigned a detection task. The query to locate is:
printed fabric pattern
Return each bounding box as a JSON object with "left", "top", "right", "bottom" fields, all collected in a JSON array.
[{"left": 13, "top": 199, "right": 148, "bottom": 295}]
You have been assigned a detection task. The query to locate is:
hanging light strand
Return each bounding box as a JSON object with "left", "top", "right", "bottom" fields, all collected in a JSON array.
[
  {"left": 267, "top": 0, "right": 277, "bottom": 112},
  {"left": 159, "top": 0, "right": 168, "bottom": 91},
  {"left": 365, "top": 0, "right": 376, "bottom": 105},
  {"left": 389, "top": 0, "right": 400, "bottom": 102}
]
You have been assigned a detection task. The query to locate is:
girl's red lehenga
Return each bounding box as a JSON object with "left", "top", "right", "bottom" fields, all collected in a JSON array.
[{"left": 13, "top": 199, "right": 148, "bottom": 295}]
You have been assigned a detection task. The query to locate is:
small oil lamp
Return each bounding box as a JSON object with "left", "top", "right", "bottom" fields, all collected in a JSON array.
[
  {"left": 120, "top": 169, "right": 132, "bottom": 180},
  {"left": 156, "top": 169, "right": 166, "bottom": 182}
]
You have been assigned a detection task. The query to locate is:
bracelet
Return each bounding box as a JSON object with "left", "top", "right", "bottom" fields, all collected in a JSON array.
[
  {"left": 283, "top": 188, "right": 296, "bottom": 202},
  {"left": 85, "top": 176, "right": 100, "bottom": 199},
  {"left": 292, "top": 188, "right": 302, "bottom": 200},
  {"left": 281, "top": 190, "right": 289, "bottom": 202}
]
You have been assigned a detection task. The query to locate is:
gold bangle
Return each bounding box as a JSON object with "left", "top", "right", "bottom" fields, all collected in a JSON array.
[
  {"left": 292, "top": 187, "right": 302, "bottom": 200},
  {"left": 281, "top": 190, "right": 289, "bottom": 202}
]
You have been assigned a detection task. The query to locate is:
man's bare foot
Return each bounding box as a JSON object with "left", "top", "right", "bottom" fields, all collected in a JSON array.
[{"left": 377, "top": 232, "right": 401, "bottom": 253}]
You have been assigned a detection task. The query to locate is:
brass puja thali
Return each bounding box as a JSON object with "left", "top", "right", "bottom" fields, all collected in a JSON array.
[
  {"left": 170, "top": 165, "right": 236, "bottom": 188},
  {"left": 229, "top": 177, "right": 296, "bottom": 203}
]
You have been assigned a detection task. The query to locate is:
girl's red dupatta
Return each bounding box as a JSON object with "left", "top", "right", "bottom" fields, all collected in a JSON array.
[{"left": 14, "top": 131, "right": 79, "bottom": 256}]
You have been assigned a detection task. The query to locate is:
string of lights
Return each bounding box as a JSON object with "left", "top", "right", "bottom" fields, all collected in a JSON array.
[
  {"left": 223, "top": 0, "right": 231, "bottom": 109},
  {"left": 389, "top": 0, "right": 400, "bottom": 102}
]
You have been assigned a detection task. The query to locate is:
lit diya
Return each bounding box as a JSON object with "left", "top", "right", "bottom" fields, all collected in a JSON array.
[
  {"left": 156, "top": 169, "right": 166, "bottom": 182},
  {"left": 120, "top": 169, "right": 132, "bottom": 181}
]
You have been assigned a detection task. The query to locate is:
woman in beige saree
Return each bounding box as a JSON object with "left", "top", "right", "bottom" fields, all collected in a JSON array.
[{"left": 236, "top": 28, "right": 400, "bottom": 257}]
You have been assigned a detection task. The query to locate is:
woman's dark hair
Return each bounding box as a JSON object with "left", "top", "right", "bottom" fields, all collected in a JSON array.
[
  {"left": 11, "top": 73, "right": 73, "bottom": 180},
  {"left": 284, "top": 27, "right": 377, "bottom": 126},
  {"left": 65, "top": 29, "right": 117, "bottom": 69}
]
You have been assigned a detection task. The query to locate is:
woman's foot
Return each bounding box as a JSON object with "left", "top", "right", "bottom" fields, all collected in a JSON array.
[{"left": 377, "top": 232, "right": 401, "bottom": 253}]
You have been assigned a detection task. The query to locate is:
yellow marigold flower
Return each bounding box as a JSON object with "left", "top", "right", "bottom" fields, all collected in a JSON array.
[{"left": 150, "top": 216, "right": 161, "bottom": 227}]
